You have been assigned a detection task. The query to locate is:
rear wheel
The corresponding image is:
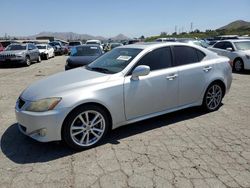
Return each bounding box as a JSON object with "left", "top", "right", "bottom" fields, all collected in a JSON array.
[
  {"left": 233, "top": 59, "right": 244, "bottom": 72},
  {"left": 62, "top": 105, "right": 110, "bottom": 150},
  {"left": 25, "top": 56, "right": 31, "bottom": 66},
  {"left": 203, "top": 83, "right": 223, "bottom": 112}
]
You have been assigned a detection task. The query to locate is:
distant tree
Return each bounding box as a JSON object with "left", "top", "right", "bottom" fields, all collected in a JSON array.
[
  {"left": 172, "top": 32, "right": 177, "bottom": 35},
  {"left": 140, "top": 35, "right": 145, "bottom": 40},
  {"left": 160, "top": 32, "right": 167, "bottom": 36},
  {"left": 193, "top": 29, "right": 200, "bottom": 33}
]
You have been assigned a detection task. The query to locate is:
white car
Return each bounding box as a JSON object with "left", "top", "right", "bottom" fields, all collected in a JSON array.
[
  {"left": 86, "top": 40, "right": 103, "bottom": 51},
  {"left": 36, "top": 44, "right": 55, "bottom": 60},
  {"left": 209, "top": 40, "right": 250, "bottom": 72},
  {"left": 15, "top": 42, "right": 232, "bottom": 150}
]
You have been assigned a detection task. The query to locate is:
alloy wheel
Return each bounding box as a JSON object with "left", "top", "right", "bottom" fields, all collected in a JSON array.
[
  {"left": 70, "top": 110, "right": 105, "bottom": 147},
  {"left": 234, "top": 60, "right": 243, "bottom": 72},
  {"left": 206, "top": 84, "right": 222, "bottom": 110}
]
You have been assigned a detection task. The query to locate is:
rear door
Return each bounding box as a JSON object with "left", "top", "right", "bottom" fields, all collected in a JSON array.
[{"left": 172, "top": 46, "right": 208, "bottom": 106}]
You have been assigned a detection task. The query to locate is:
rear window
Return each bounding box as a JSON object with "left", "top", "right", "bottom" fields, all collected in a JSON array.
[
  {"left": 173, "top": 46, "right": 203, "bottom": 66},
  {"left": 69, "top": 42, "right": 81, "bottom": 46},
  {"left": 70, "top": 46, "right": 101, "bottom": 56}
]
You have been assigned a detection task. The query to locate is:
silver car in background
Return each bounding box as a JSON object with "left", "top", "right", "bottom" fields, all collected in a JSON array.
[
  {"left": 15, "top": 42, "right": 232, "bottom": 150},
  {"left": 209, "top": 40, "right": 250, "bottom": 72}
]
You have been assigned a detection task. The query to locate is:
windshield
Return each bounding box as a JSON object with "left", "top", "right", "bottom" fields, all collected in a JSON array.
[
  {"left": 69, "top": 42, "right": 81, "bottom": 46},
  {"left": 86, "top": 48, "right": 142, "bottom": 74},
  {"left": 36, "top": 45, "right": 46, "bottom": 49},
  {"left": 86, "top": 41, "right": 100, "bottom": 45},
  {"left": 234, "top": 41, "right": 250, "bottom": 51},
  {"left": 70, "top": 46, "right": 101, "bottom": 56},
  {"left": 5, "top": 44, "right": 26, "bottom": 51}
]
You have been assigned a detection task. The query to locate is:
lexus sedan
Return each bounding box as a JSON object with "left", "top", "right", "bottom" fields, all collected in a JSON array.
[
  {"left": 65, "top": 45, "right": 103, "bottom": 70},
  {"left": 209, "top": 40, "right": 250, "bottom": 72},
  {"left": 15, "top": 42, "right": 232, "bottom": 150}
]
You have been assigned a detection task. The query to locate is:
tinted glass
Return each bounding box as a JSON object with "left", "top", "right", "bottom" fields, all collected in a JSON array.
[
  {"left": 214, "top": 42, "right": 225, "bottom": 49},
  {"left": 135, "top": 47, "right": 172, "bottom": 71},
  {"left": 70, "top": 46, "right": 101, "bottom": 56},
  {"left": 196, "top": 50, "right": 206, "bottom": 61},
  {"left": 223, "top": 42, "right": 233, "bottom": 49},
  {"left": 36, "top": 45, "right": 46, "bottom": 49},
  {"left": 173, "top": 46, "right": 199, "bottom": 66},
  {"left": 69, "top": 42, "right": 81, "bottom": 46}
]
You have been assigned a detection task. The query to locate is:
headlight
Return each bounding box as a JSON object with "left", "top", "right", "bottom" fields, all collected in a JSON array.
[
  {"left": 25, "top": 97, "right": 62, "bottom": 112},
  {"left": 246, "top": 55, "right": 250, "bottom": 59}
]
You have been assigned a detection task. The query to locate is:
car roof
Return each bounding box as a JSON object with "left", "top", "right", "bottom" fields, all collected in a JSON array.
[{"left": 218, "top": 39, "right": 250, "bottom": 43}]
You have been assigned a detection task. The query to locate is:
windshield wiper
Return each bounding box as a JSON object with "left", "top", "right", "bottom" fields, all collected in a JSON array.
[{"left": 86, "top": 66, "right": 114, "bottom": 74}]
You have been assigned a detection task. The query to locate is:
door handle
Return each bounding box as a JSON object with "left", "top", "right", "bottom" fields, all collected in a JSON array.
[
  {"left": 203, "top": 66, "right": 212, "bottom": 72},
  {"left": 166, "top": 74, "right": 178, "bottom": 80}
]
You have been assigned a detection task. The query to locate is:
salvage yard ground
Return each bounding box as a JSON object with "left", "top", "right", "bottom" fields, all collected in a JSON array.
[{"left": 0, "top": 56, "right": 250, "bottom": 188}]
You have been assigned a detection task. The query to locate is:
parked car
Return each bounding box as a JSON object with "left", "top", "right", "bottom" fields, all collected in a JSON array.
[
  {"left": 155, "top": 38, "right": 177, "bottom": 42},
  {"left": 49, "top": 41, "right": 64, "bottom": 55},
  {"left": 177, "top": 38, "right": 209, "bottom": 48},
  {"left": 0, "top": 43, "right": 41, "bottom": 66},
  {"left": 86, "top": 40, "right": 103, "bottom": 51},
  {"left": 65, "top": 45, "right": 103, "bottom": 70},
  {"left": 0, "top": 43, "right": 4, "bottom": 52},
  {"left": 209, "top": 40, "right": 250, "bottom": 72},
  {"left": 110, "top": 43, "right": 123, "bottom": 50},
  {"left": 68, "top": 41, "right": 82, "bottom": 55},
  {"left": 36, "top": 44, "right": 55, "bottom": 60},
  {"left": 15, "top": 42, "right": 232, "bottom": 150}
]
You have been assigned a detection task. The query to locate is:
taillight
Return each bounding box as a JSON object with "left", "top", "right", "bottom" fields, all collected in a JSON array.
[{"left": 228, "top": 60, "right": 233, "bottom": 67}]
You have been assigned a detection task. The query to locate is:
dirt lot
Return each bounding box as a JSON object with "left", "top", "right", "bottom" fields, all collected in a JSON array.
[{"left": 0, "top": 56, "right": 250, "bottom": 188}]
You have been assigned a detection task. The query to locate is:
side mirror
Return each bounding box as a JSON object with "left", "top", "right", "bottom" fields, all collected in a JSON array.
[
  {"left": 131, "top": 65, "right": 150, "bottom": 80},
  {"left": 226, "top": 47, "right": 233, "bottom": 51}
]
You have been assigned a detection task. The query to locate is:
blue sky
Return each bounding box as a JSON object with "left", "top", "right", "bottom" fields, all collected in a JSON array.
[{"left": 1, "top": 0, "right": 250, "bottom": 38}]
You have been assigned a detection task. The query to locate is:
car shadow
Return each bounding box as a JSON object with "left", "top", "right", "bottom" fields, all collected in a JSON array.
[
  {"left": 0, "top": 64, "right": 24, "bottom": 69},
  {"left": 1, "top": 106, "right": 212, "bottom": 164},
  {"left": 233, "top": 70, "right": 250, "bottom": 75}
]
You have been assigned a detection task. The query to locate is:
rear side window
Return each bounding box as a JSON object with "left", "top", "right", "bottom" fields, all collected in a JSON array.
[
  {"left": 135, "top": 47, "right": 172, "bottom": 71},
  {"left": 173, "top": 46, "right": 200, "bottom": 66},
  {"left": 196, "top": 50, "right": 206, "bottom": 61}
]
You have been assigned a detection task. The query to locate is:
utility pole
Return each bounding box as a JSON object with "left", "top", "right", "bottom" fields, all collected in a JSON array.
[
  {"left": 190, "top": 22, "right": 193, "bottom": 32},
  {"left": 175, "top": 25, "right": 177, "bottom": 34}
]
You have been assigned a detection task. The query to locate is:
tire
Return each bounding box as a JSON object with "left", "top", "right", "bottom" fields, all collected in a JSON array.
[
  {"left": 233, "top": 59, "right": 244, "bottom": 72},
  {"left": 45, "top": 54, "right": 49, "bottom": 60},
  {"left": 62, "top": 105, "right": 110, "bottom": 150},
  {"left": 202, "top": 83, "right": 223, "bottom": 112},
  {"left": 25, "top": 56, "right": 31, "bottom": 66},
  {"left": 37, "top": 55, "right": 41, "bottom": 63}
]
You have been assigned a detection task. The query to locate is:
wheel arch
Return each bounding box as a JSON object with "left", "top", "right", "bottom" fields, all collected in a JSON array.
[
  {"left": 206, "top": 79, "right": 226, "bottom": 97},
  {"left": 61, "top": 102, "right": 113, "bottom": 138}
]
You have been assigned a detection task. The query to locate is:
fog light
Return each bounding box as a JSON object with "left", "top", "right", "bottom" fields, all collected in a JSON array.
[{"left": 39, "top": 128, "right": 47, "bottom": 137}]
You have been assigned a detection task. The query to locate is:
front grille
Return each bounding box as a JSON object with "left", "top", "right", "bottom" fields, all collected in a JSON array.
[
  {"left": 18, "top": 98, "right": 25, "bottom": 109},
  {"left": 0, "top": 54, "right": 16, "bottom": 58}
]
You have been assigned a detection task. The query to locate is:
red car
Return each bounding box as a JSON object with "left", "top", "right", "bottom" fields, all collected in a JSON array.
[{"left": 0, "top": 43, "right": 4, "bottom": 52}]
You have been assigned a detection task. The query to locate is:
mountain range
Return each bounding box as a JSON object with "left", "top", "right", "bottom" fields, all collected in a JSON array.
[
  {"left": 217, "top": 20, "right": 250, "bottom": 30},
  {"left": 29, "top": 32, "right": 130, "bottom": 41}
]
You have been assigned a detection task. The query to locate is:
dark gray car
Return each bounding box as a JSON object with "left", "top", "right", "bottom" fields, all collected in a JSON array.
[
  {"left": 65, "top": 45, "right": 103, "bottom": 70},
  {"left": 0, "top": 43, "right": 41, "bottom": 66}
]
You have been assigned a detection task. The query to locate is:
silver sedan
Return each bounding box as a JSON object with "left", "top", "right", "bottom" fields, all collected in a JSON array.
[{"left": 15, "top": 42, "right": 232, "bottom": 150}]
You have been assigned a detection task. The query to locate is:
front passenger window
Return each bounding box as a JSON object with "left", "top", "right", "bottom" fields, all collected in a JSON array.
[{"left": 134, "top": 47, "right": 172, "bottom": 71}]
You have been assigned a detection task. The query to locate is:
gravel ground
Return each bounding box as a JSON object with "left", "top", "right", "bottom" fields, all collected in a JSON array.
[{"left": 0, "top": 56, "right": 250, "bottom": 188}]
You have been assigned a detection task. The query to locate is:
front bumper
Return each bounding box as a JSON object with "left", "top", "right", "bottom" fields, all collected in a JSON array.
[
  {"left": 244, "top": 58, "right": 250, "bottom": 70},
  {"left": 0, "top": 57, "right": 26, "bottom": 64},
  {"left": 15, "top": 104, "right": 70, "bottom": 142}
]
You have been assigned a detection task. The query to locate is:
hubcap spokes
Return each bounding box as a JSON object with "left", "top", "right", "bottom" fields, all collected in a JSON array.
[
  {"left": 70, "top": 110, "right": 105, "bottom": 146},
  {"left": 235, "top": 61, "right": 242, "bottom": 71},
  {"left": 206, "top": 85, "right": 222, "bottom": 110}
]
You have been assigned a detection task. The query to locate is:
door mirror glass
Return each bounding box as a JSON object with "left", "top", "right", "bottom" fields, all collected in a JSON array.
[
  {"left": 226, "top": 47, "right": 233, "bottom": 51},
  {"left": 131, "top": 65, "right": 150, "bottom": 80}
]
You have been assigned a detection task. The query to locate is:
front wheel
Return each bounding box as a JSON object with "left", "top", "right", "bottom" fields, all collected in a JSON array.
[
  {"left": 62, "top": 105, "right": 110, "bottom": 150},
  {"left": 37, "top": 55, "right": 41, "bottom": 63},
  {"left": 25, "top": 56, "right": 31, "bottom": 66},
  {"left": 203, "top": 83, "right": 223, "bottom": 112}
]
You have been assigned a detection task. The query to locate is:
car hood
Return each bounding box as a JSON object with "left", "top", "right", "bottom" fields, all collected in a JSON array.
[
  {"left": 38, "top": 49, "right": 47, "bottom": 53},
  {"left": 0, "top": 50, "right": 25, "bottom": 54},
  {"left": 242, "top": 50, "right": 250, "bottom": 55},
  {"left": 67, "top": 56, "right": 99, "bottom": 65},
  {"left": 21, "top": 68, "right": 110, "bottom": 101}
]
